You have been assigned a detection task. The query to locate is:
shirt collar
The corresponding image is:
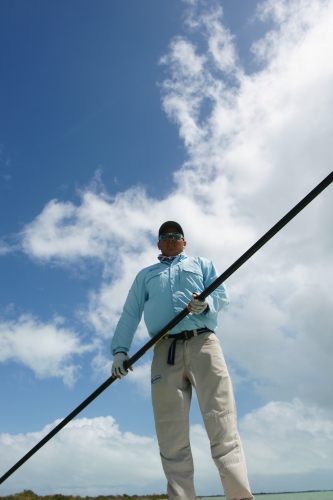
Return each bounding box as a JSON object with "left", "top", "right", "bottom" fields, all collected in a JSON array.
[{"left": 157, "top": 251, "right": 186, "bottom": 264}]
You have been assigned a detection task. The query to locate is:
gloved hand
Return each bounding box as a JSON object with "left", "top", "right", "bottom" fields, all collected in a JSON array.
[
  {"left": 112, "top": 352, "right": 132, "bottom": 379},
  {"left": 187, "top": 293, "right": 208, "bottom": 314}
]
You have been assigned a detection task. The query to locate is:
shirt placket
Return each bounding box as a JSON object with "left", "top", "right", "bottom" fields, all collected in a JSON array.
[{"left": 170, "top": 263, "right": 177, "bottom": 313}]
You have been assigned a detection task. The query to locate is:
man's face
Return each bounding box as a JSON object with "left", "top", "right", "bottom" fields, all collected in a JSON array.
[{"left": 157, "top": 226, "right": 186, "bottom": 257}]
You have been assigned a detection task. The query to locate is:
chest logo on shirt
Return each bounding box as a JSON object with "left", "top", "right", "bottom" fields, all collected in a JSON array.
[{"left": 151, "top": 375, "right": 162, "bottom": 385}]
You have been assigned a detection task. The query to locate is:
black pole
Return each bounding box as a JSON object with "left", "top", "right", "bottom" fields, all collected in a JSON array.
[
  {"left": 0, "top": 170, "right": 332, "bottom": 486},
  {"left": 125, "top": 170, "right": 333, "bottom": 367}
]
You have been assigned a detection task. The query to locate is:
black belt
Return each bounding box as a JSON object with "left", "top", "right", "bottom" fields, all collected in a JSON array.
[{"left": 166, "top": 328, "right": 211, "bottom": 365}]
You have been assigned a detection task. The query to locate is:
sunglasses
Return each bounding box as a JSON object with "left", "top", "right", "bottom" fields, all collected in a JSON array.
[{"left": 159, "top": 232, "right": 184, "bottom": 241}]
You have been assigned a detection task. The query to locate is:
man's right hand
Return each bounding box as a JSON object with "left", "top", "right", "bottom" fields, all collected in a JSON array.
[{"left": 112, "top": 352, "right": 132, "bottom": 379}]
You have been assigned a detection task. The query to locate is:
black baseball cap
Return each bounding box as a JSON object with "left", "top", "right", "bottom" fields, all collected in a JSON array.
[{"left": 158, "top": 221, "right": 184, "bottom": 237}]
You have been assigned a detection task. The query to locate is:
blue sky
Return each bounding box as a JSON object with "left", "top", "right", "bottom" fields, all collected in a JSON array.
[{"left": 1, "top": 0, "right": 333, "bottom": 496}]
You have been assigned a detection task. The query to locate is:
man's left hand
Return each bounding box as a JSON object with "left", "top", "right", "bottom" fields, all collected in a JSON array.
[{"left": 187, "top": 293, "right": 208, "bottom": 314}]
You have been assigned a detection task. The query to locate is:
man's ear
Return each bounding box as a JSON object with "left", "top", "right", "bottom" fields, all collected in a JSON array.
[
  {"left": 157, "top": 241, "right": 161, "bottom": 251},
  {"left": 183, "top": 240, "right": 187, "bottom": 249}
]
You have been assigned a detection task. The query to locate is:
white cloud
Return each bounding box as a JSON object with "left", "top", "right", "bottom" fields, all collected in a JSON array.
[
  {"left": 218, "top": 260, "right": 333, "bottom": 407},
  {"left": 20, "top": 177, "right": 163, "bottom": 271},
  {"left": 0, "top": 240, "right": 18, "bottom": 255},
  {"left": 0, "top": 314, "right": 96, "bottom": 386},
  {"left": 1, "top": 399, "right": 332, "bottom": 496},
  {"left": 241, "top": 398, "right": 333, "bottom": 476},
  {"left": 0, "top": 416, "right": 164, "bottom": 496},
  {"left": 159, "top": 38, "right": 208, "bottom": 147}
]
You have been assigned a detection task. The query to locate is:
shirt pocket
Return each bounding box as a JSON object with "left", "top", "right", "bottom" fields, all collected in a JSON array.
[
  {"left": 179, "top": 260, "right": 204, "bottom": 292},
  {"left": 144, "top": 268, "right": 169, "bottom": 298}
]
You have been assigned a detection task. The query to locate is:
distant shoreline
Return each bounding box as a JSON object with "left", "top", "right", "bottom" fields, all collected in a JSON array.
[{"left": 1, "top": 490, "right": 333, "bottom": 500}]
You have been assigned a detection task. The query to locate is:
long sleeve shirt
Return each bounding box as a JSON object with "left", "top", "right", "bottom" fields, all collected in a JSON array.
[{"left": 110, "top": 253, "right": 229, "bottom": 355}]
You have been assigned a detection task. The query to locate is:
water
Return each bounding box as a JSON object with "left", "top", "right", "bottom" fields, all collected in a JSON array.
[{"left": 201, "top": 492, "right": 333, "bottom": 500}]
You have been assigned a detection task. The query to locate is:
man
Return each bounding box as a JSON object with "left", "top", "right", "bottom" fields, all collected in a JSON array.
[{"left": 111, "top": 221, "right": 254, "bottom": 500}]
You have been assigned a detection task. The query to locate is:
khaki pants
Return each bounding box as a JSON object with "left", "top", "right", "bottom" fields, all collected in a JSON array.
[{"left": 151, "top": 332, "right": 254, "bottom": 500}]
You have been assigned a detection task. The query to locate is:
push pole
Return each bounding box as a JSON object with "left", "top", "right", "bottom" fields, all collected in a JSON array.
[
  {"left": 124, "top": 170, "right": 333, "bottom": 368},
  {"left": 0, "top": 170, "right": 332, "bottom": 486}
]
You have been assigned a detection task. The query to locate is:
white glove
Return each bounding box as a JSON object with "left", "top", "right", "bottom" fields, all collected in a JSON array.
[
  {"left": 188, "top": 296, "right": 208, "bottom": 314},
  {"left": 112, "top": 352, "right": 130, "bottom": 378}
]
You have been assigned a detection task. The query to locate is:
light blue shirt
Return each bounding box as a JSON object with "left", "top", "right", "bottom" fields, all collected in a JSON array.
[{"left": 110, "top": 253, "right": 229, "bottom": 355}]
